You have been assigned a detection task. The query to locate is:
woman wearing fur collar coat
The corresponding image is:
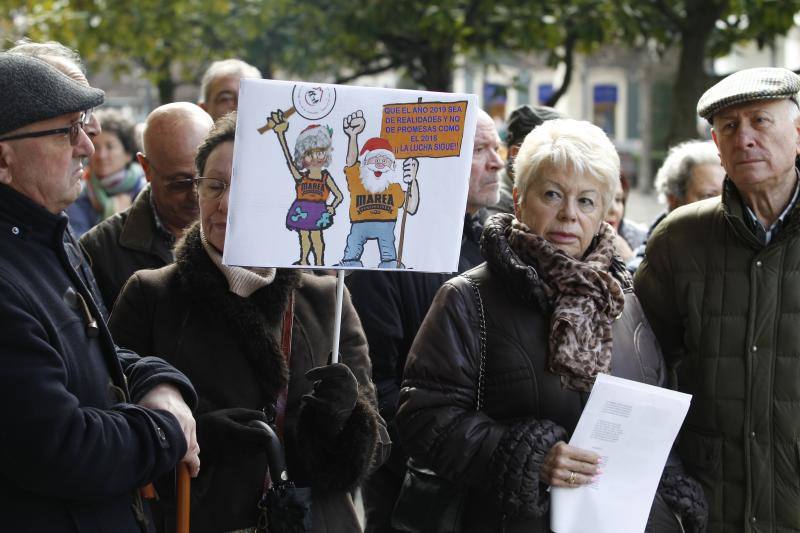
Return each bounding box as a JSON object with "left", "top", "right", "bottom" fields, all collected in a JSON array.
[
  {"left": 109, "top": 114, "right": 389, "bottom": 533},
  {"left": 395, "top": 119, "right": 707, "bottom": 533}
]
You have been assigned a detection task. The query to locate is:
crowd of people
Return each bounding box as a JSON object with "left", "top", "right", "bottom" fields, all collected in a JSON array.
[{"left": 2, "top": 37, "right": 799, "bottom": 533}]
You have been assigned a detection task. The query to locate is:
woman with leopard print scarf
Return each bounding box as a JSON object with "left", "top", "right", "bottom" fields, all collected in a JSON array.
[{"left": 395, "top": 119, "right": 708, "bottom": 533}]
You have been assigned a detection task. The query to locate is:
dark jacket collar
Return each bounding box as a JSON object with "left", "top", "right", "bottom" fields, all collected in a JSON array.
[
  {"left": 0, "top": 183, "right": 68, "bottom": 245},
  {"left": 721, "top": 170, "right": 800, "bottom": 248},
  {"left": 119, "top": 185, "right": 172, "bottom": 261}
]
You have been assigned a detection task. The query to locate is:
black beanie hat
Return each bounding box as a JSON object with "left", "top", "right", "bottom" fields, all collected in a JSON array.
[
  {"left": 0, "top": 52, "right": 105, "bottom": 137},
  {"left": 506, "top": 105, "right": 564, "bottom": 148}
]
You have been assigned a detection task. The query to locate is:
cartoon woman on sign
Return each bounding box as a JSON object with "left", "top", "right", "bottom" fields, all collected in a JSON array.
[{"left": 270, "top": 109, "right": 343, "bottom": 265}]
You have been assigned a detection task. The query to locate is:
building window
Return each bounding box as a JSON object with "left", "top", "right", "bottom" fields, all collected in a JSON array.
[
  {"left": 538, "top": 84, "right": 554, "bottom": 105},
  {"left": 593, "top": 84, "right": 617, "bottom": 137},
  {"left": 483, "top": 82, "right": 508, "bottom": 123}
]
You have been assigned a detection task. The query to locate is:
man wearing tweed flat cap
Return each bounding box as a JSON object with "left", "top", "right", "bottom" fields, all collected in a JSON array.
[
  {"left": 0, "top": 52, "right": 201, "bottom": 532},
  {"left": 636, "top": 66, "right": 800, "bottom": 531}
]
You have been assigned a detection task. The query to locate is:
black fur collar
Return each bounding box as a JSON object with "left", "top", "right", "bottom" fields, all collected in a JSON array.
[{"left": 173, "top": 223, "right": 301, "bottom": 402}]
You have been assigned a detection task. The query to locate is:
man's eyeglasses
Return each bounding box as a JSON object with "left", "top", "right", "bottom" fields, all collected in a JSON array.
[
  {"left": 0, "top": 109, "right": 93, "bottom": 146},
  {"left": 163, "top": 177, "right": 228, "bottom": 200}
]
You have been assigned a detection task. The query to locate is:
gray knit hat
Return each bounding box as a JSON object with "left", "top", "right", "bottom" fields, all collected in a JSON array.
[
  {"left": 697, "top": 67, "right": 800, "bottom": 122},
  {"left": 0, "top": 52, "right": 104, "bottom": 137}
]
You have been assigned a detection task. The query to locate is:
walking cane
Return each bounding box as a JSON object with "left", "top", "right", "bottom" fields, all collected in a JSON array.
[{"left": 176, "top": 462, "right": 191, "bottom": 533}]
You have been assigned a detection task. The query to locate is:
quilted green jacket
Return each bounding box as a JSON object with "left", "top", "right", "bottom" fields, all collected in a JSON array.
[{"left": 635, "top": 177, "right": 800, "bottom": 533}]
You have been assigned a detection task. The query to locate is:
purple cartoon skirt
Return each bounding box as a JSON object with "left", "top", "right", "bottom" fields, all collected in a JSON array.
[{"left": 286, "top": 199, "right": 333, "bottom": 231}]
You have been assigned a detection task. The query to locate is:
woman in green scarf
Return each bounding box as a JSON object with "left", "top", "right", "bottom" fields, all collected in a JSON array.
[{"left": 66, "top": 108, "right": 146, "bottom": 237}]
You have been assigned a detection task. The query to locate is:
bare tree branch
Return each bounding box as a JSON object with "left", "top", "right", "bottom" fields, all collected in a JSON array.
[
  {"left": 334, "top": 58, "right": 402, "bottom": 84},
  {"left": 545, "top": 30, "right": 577, "bottom": 107}
]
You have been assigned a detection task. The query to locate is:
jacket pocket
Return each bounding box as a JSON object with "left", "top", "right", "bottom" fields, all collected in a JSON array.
[
  {"left": 677, "top": 427, "right": 720, "bottom": 525},
  {"left": 633, "top": 320, "right": 664, "bottom": 386}
]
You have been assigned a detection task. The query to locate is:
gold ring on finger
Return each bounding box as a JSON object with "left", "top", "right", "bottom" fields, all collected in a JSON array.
[{"left": 568, "top": 471, "right": 576, "bottom": 485}]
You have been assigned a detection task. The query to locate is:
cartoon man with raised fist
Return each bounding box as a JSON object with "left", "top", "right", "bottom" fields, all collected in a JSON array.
[{"left": 339, "top": 110, "right": 420, "bottom": 268}]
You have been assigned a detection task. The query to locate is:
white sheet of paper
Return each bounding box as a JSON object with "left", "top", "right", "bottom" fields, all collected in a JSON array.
[
  {"left": 550, "top": 374, "right": 691, "bottom": 533},
  {"left": 223, "top": 78, "right": 479, "bottom": 272}
]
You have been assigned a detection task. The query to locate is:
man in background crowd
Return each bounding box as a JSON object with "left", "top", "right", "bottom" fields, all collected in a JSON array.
[
  {"left": 198, "top": 58, "right": 261, "bottom": 121},
  {"left": 628, "top": 139, "right": 724, "bottom": 271},
  {"left": 81, "top": 102, "right": 213, "bottom": 309}
]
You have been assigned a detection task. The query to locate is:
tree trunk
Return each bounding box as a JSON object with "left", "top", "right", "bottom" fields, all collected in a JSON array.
[
  {"left": 665, "top": 2, "right": 726, "bottom": 146},
  {"left": 156, "top": 73, "right": 176, "bottom": 105},
  {"left": 545, "top": 32, "right": 577, "bottom": 107},
  {"left": 417, "top": 46, "right": 454, "bottom": 92}
]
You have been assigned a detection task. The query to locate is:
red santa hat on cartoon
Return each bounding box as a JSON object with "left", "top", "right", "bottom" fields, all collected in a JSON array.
[{"left": 360, "top": 137, "right": 395, "bottom": 162}]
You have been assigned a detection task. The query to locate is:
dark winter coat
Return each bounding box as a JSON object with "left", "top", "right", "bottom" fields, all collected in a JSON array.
[
  {"left": 346, "top": 211, "right": 485, "bottom": 476},
  {"left": 396, "top": 215, "right": 707, "bottom": 533},
  {"left": 0, "top": 183, "right": 196, "bottom": 533},
  {"left": 80, "top": 185, "right": 173, "bottom": 310},
  {"left": 109, "top": 224, "right": 390, "bottom": 533},
  {"left": 347, "top": 212, "right": 485, "bottom": 532},
  {"left": 635, "top": 176, "right": 800, "bottom": 532}
]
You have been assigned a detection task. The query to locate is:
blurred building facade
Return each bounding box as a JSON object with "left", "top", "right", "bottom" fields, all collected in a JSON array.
[{"left": 5, "top": 24, "right": 799, "bottom": 190}]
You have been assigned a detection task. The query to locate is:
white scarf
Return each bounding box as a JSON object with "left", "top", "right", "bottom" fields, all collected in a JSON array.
[{"left": 200, "top": 229, "right": 276, "bottom": 297}]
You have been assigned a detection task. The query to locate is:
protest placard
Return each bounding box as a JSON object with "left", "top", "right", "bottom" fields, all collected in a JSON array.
[{"left": 223, "top": 79, "right": 479, "bottom": 273}]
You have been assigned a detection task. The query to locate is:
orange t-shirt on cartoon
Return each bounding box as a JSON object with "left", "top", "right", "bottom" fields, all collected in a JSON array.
[
  {"left": 295, "top": 170, "right": 331, "bottom": 202},
  {"left": 345, "top": 163, "right": 405, "bottom": 222}
]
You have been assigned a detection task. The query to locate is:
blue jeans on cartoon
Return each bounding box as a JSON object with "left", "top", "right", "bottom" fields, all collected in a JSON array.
[{"left": 340, "top": 221, "right": 398, "bottom": 268}]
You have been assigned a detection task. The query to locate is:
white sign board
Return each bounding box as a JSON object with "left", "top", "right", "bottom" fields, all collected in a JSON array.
[{"left": 223, "top": 79, "right": 478, "bottom": 272}]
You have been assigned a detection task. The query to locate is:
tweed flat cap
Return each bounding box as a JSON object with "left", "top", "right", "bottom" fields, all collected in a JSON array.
[
  {"left": 697, "top": 67, "right": 800, "bottom": 122},
  {"left": 0, "top": 52, "right": 104, "bottom": 136}
]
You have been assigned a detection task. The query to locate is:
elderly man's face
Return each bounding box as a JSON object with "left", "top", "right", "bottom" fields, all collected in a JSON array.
[
  {"left": 0, "top": 112, "right": 93, "bottom": 214},
  {"left": 468, "top": 114, "right": 503, "bottom": 214},
  {"left": 139, "top": 118, "right": 210, "bottom": 235},
  {"left": 201, "top": 74, "right": 242, "bottom": 121},
  {"left": 712, "top": 99, "right": 800, "bottom": 192},
  {"left": 684, "top": 163, "right": 725, "bottom": 205}
]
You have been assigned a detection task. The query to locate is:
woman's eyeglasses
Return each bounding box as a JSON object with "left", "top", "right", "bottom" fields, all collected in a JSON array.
[
  {"left": 163, "top": 177, "right": 228, "bottom": 200},
  {"left": 196, "top": 177, "right": 228, "bottom": 200},
  {"left": 0, "top": 109, "right": 92, "bottom": 146}
]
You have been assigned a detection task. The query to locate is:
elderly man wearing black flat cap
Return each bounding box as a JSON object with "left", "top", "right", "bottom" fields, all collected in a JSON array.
[
  {"left": 0, "top": 52, "right": 200, "bottom": 532},
  {"left": 636, "top": 67, "right": 800, "bottom": 532}
]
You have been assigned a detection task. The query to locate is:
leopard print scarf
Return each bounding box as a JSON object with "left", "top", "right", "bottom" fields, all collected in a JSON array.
[{"left": 507, "top": 219, "right": 625, "bottom": 391}]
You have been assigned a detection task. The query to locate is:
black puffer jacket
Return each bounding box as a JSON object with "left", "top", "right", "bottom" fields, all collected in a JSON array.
[{"left": 396, "top": 214, "right": 707, "bottom": 533}]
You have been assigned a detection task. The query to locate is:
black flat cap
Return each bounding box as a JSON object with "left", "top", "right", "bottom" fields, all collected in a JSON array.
[
  {"left": 506, "top": 105, "right": 564, "bottom": 147},
  {"left": 0, "top": 52, "right": 104, "bottom": 136},
  {"left": 697, "top": 67, "right": 800, "bottom": 122}
]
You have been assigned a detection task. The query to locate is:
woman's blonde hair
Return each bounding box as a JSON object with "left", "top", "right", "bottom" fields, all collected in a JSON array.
[{"left": 513, "top": 119, "right": 620, "bottom": 216}]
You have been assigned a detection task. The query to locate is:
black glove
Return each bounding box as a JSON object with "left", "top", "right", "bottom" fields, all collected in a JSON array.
[
  {"left": 302, "top": 363, "right": 359, "bottom": 438},
  {"left": 196, "top": 407, "right": 271, "bottom": 457}
]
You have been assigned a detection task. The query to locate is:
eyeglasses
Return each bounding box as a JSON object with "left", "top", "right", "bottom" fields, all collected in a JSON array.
[
  {"left": 163, "top": 178, "right": 199, "bottom": 194},
  {"left": 196, "top": 177, "right": 228, "bottom": 200},
  {"left": 0, "top": 109, "right": 92, "bottom": 146}
]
